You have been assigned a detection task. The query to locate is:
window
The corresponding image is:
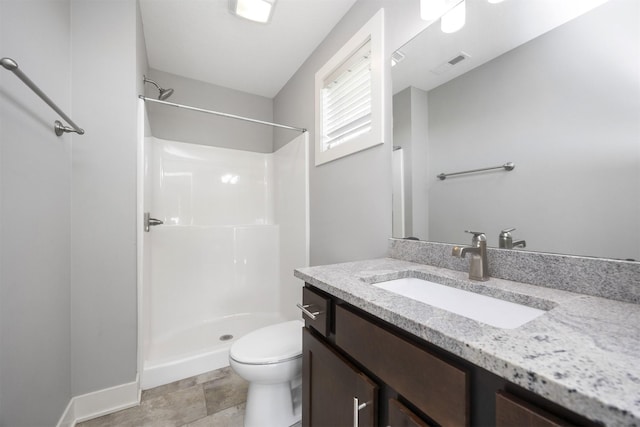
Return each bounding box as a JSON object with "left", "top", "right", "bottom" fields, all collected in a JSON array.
[
  {"left": 322, "top": 40, "right": 372, "bottom": 151},
  {"left": 315, "top": 9, "right": 385, "bottom": 166}
]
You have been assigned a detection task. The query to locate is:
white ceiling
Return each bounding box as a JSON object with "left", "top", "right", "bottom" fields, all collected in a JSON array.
[{"left": 139, "top": 0, "right": 358, "bottom": 99}]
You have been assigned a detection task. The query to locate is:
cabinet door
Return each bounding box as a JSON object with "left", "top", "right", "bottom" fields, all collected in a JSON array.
[
  {"left": 496, "top": 391, "right": 576, "bottom": 427},
  {"left": 302, "top": 327, "right": 378, "bottom": 427},
  {"left": 388, "top": 399, "right": 430, "bottom": 427}
]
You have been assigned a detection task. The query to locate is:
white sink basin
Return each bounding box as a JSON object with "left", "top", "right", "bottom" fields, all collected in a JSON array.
[{"left": 373, "top": 277, "right": 545, "bottom": 329}]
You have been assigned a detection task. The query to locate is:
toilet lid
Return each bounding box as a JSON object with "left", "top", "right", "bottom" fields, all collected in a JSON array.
[{"left": 229, "top": 320, "right": 304, "bottom": 365}]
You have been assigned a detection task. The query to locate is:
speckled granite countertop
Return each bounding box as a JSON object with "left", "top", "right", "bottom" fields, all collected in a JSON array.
[{"left": 294, "top": 258, "right": 640, "bottom": 426}]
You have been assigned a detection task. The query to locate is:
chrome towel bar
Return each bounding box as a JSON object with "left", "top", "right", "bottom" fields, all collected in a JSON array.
[
  {"left": 1, "top": 57, "right": 84, "bottom": 136},
  {"left": 437, "top": 162, "right": 515, "bottom": 180}
]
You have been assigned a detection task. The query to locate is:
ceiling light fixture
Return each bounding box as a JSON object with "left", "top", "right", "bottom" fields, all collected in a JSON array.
[
  {"left": 441, "top": 0, "right": 466, "bottom": 33},
  {"left": 229, "top": 0, "right": 276, "bottom": 24}
]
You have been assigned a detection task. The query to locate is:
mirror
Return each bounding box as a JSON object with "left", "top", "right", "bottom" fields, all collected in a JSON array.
[{"left": 391, "top": 0, "right": 640, "bottom": 260}]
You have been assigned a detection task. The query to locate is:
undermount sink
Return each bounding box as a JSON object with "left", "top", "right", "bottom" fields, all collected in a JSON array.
[{"left": 373, "top": 277, "right": 546, "bottom": 329}]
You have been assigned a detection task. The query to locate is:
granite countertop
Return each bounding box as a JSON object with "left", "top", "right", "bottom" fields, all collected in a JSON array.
[{"left": 294, "top": 257, "right": 640, "bottom": 426}]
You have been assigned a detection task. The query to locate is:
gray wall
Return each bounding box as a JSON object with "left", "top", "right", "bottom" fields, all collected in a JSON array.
[
  {"left": 1, "top": 1, "right": 141, "bottom": 424},
  {"left": 145, "top": 69, "right": 274, "bottom": 153},
  {"left": 273, "top": 0, "right": 429, "bottom": 266},
  {"left": 0, "top": 1, "right": 72, "bottom": 425},
  {"left": 426, "top": 0, "right": 640, "bottom": 260},
  {"left": 70, "top": 0, "right": 140, "bottom": 396}
]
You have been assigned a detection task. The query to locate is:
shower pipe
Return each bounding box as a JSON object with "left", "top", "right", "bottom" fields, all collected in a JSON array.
[
  {"left": 139, "top": 96, "right": 307, "bottom": 133},
  {"left": 1, "top": 57, "right": 85, "bottom": 136}
]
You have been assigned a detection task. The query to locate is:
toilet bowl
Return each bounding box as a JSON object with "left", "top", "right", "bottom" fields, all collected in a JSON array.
[{"left": 229, "top": 319, "right": 304, "bottom": 427}]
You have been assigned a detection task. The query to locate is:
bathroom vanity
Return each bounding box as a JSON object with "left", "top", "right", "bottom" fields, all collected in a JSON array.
[{"left": 295, "top": 240, "right": 640, "bottom": 426}]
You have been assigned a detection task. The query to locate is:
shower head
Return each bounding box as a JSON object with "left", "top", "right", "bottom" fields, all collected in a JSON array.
[
  {"left": 158, "top": 87, "right": 174, "bottom": 100},
  {"left": 143, "top": 76, "right": 174, "bottom": 100}
]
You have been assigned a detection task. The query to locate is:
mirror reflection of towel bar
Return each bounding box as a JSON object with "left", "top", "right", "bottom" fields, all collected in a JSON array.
[{"left": 437, "top": 162, "right": 515, "bottom": 180}]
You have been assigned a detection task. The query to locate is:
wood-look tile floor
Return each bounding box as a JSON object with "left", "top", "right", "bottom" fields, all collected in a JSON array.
[{"left": 77, "top": 367, "right": 249, "bottom": 427}]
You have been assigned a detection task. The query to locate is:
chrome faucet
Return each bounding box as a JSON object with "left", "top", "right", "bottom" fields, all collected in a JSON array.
[
  {"left": 452, "top": 231, "right": 489, "bottom": 281},
  {"left": 498, "top": 228, "right": 526, "bottom": 249}
]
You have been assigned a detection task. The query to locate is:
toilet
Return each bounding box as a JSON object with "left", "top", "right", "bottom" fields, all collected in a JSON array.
[{"left": 229, "top": 320, "right": 304, "bottom": 427}]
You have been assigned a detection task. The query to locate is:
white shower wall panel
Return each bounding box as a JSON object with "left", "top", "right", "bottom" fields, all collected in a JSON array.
[
  {"left": 149, "top": 224, "right": 279, "bottom": 346},
  {"left": 151, "top": 139, "right": 274, "bottom": 226},
  {"left": 274, "top": 133, "right": 309, "bottom": 319}
]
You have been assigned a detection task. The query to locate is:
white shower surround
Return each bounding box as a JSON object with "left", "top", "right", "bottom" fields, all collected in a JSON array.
[{"left": 140, "top": 135, "right": 308, "bottom": 389}]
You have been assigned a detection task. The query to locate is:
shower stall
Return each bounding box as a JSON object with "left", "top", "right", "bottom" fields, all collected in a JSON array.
[{"left": 137, "top": 100, "right": 309, "bottom": 389}]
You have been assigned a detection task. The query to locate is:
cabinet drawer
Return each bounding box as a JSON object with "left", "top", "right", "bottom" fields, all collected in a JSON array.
[
  {"left": 335, "top": 305, "right": 469, "bottom": 427},
  {"left": 388, "top": 399, "right": 430, "bottom": 427},
  {"left": 300, "top": 287, "right": 330, "bottom": 337},
  {"left": 496, "top": 391, "right": 576, "bottom": 427}
]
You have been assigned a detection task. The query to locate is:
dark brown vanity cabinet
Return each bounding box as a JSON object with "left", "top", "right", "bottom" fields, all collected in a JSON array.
[
  {"left": 301, "top": 285, "right": 468, "bottom": 427},
  {"left": 301, "top": 284, "right": 601, "bottom": 427}
]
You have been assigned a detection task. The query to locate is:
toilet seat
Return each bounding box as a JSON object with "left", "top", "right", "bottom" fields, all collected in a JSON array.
[{"left": 229, "top": 320, "right": 303, "bottom": 365}]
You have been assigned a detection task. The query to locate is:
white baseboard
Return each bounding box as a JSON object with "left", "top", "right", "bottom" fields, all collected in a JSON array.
[
  {"left": 56, "top": 376, "right": 140, "bottom": 427},
  {"left": 57, "top": 399, "right": 76, "bottom": 427}
]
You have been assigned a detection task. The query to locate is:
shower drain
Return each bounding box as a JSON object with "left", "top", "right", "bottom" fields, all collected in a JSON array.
[{"left": 219, "top": 334, "right": 234, "bottom": 341}]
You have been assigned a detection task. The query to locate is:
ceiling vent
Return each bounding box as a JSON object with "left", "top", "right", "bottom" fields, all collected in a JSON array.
[
  {"left": 391, "top": 50, "right": 406, "bottom": 67},
  {"left": 430, "top": 51, "right": 471, "bottom": 75}
]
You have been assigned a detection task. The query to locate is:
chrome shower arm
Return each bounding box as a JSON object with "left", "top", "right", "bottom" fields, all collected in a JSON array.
[{"left": 143, "top": 76, "right": 161, "bottom": 90}]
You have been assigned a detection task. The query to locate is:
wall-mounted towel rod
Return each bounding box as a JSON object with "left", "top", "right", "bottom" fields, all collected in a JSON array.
[
  {"left": 437, "top": 162, "right": 515, "bottom": 180},
  {"left": 139, "top": 96, "right": 307, "bottom": 133},
  {"left": 1, "top": 57, "right": 84, "bottom": 136}
]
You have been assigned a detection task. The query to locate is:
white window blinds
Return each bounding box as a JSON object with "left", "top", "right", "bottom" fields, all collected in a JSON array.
[
  {"left": 321, "top": 40, "right": 372, "bottom": 152},
  {"left": 314, "top": 9, "right": 384, "bottom": 166}
]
